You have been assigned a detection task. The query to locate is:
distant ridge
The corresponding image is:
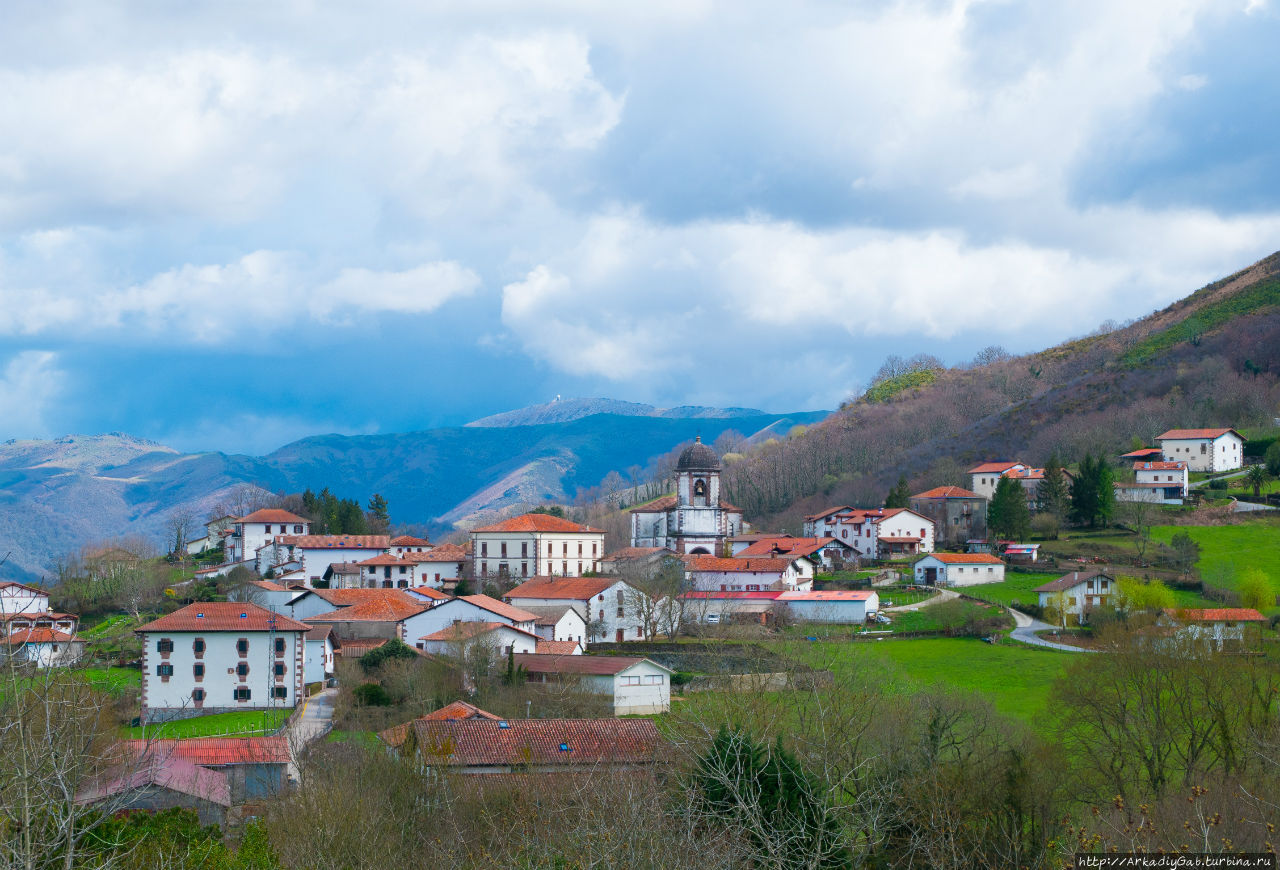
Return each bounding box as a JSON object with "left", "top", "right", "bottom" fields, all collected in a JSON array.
[{"left": 466, "top": 398, "right": 770, "bottom": 428}]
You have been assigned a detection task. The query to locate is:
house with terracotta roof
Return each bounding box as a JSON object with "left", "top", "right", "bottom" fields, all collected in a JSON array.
[
  {"left": 967, "top": 462, "right": 1027, "bottom": 500},
  {"left": 777, "top": 590, "right": 880, "bottom": 623},
  {"left": 77, "top": 754, "right": 232, "bottom": 826},
  {"left": 224, "top": 508, "right": 311, "bottom": 565},
  {"left": 629, "top": 438, "right": 746, "bottom": 555},
  {"left": 678, "top": 590, "right": 786, "bottom": 625},
  {"left": 682, "top": 555, "right": 815, "bottom": 594},
  {"left": 824, "top": 507, "right": 935, "bottom": 560},
  {"left": 378, "top": 701, "right": 503, "bottom": 749},
  {"left": 801, "top": 506, "right": 854, "bottom": 539},
  {"left": 733, "top": 536, "right": 855, "bottom": 571},
  {"left": 405, "top": 594, "right": 539, "bottom": 649},
  {"left": 389, "top": 535, "right": 432, "bottom": 555},
  {"left": 387, "top": 714, "right": 664, "bottom": 773},
  {"left": 1156, "top": 428, "right": 1244, "bottom": 472},
  {"left": 909, "top": 486, "right": 988, "bottom": 547},
  {"left": 265, "top": 534, "right": 392, "bottom": 586},
  {"left": 402, "top": 543, "right": 469, "bottom": 589},
  {"left": 418, "top": 621, "right": 539, "bottom": 658},
  {"left": 136, "top": 603, "right": 310, "bottom": 723},
  {"left": 1155, "top": 608, "right": 1268, "bottom": 651},
  {"left": 353, "top": 552, "right": 440, "bottom": 590},
  {"left": 514, "top": 653, "right": 674, "bottom": 715},
  {"left": 1, "top": 621, "right": 84, "bottom": 667},
  {"left": 518, "top": 605, "right": 589, "bottom": 648},
  {"left": 272, "top": 587, "right": 426, "bottom": 623},
  {"left": 1034, "top": 571, "right": 1115, "bottom": 624},
  {"left": 505, "top": 576, "right": 647, "bottom": 644},
  {"left": 912, "top": 553, "right": 1005, "bottom": 587},
  {"left": 0, "top": 580, "right": 49, "bottom": 616},
  {"left": 122, "top": 736, "right": 292, "bottom": 802},
  {"left": 1116, "top": 459, "right": 1190, "bottom": 504},
  {"left": 303, "top": 595, "right": 432, "bottom": 644},
  {"left": 470, "top": 513, "right": 605, "bottom": 580}
]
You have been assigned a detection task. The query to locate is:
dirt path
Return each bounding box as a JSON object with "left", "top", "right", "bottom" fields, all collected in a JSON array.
[
  {"left": 881, "top": 588, "right": 958, "bottom": 613},
  {"left": 1008, "top": 608, "right": 1095, "bottom": 653}
]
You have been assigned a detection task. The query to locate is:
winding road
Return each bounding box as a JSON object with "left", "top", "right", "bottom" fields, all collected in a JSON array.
[{"left": 1008, "top": 608, "right": 1095, "bottom": 652}]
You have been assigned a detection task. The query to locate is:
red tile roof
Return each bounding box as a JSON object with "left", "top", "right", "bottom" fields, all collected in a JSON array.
[
  {"left": 736, "top": 537, "right": 843, "bottom": 558},
  {"left": 0, "top": 580, "right": 46, "bottom": 594},
  {"left": 777, "top": 590, "right": 875, "bottom": 601},
  {"left": 1120, "top": 448, "right": 1164, "bottom": 459},
  {"left": 405, "top": 717, "right": 662, "bottom": 767},
  {"left": 237, "top": 508, "right": 309, "bottom": 524},
  {"left": 308, "top": 588, "right": 421, "bottom": 606},
  {"left": 404, "top": 543, "right": 468, "bottom": 562},
  {"left": 377, "top": 702, "right": 502, "bottom": 748},
  {"left": 833, "top": 507, "right": 910, "bottom": 524},
  {"left": 877, "top": 536, "right": 923, "bottom": 544},
  {"left": 679, "top": 591, "right": 786, "bottom": 600},
  {"left": 249, "top": 579, "right": 288, "bottom": 591},
  {"left": 457, "top": 594, "right": 539, "bottom": 623},
  {"left": 912, "top": 486, "right": 983, "bottom": 499},
  {"left": 336, "top": 638, "right": 388, "bottom": 655},
  {"left": 419, "top": 621, "right": 537, "bottom": 642},
  {"left": 124, "top": 736, "right": 292, "bottom": 766},
  {"left": 304, "top": 624, "right": 333, "bottom": 642},
  {"left": 470, "top": 514, "right": 604, "bottom": 534},
  {"left": 1163, "top": 608, "right": 1267, "bottom": 623},
  {"left": 918, "top": 553, "right": 1004, "bottom": 564},
  {"left": 405, "top": 586, "right": 450, "bottom": 602},
  {"left": 355, "top": 553, "right": 414, "bottom": 566},
  {"left": 276, "top": 534, "right": 390, "bottom": 549},
  {"left": 513, "top": 653, "right": 670, "bottom": 676},
  {"left": 137, "top": 602, "right": 310, "bottom": 633},
  {"left": 78, "top": 756, "right": 231, "bottom": 808},
  {"left": 535, "top": 640, "right": 582, "bottom": 655},
  {"left": 390, "top": 535, "right": 432, "bottom": 546},
  {"left": 1003, "top": 468, "right": 1045, "bottom": 480},
  {"left": 506, "top": 576, "right": 617, "bottom": 602},
  {"left": 305, "top": 597, "right": 426, "bottom": 623},
  {"left": 519, "top": 605, "right": 586, "bottom": 626},
  {"left": 2, "top": 628, "right": 80, "bottom": 645},
  {"left": 967, "top": 461, "right": 1023, "bottom": 474},
  {"left": 682, "top": 556, "right": 797, "bottom": 573},
  {"left": 802, "top": 505, "right": 853, "bottom": 522},
  {"left": 1156, "top": 428, "right": 1242, "bottom": 441}
]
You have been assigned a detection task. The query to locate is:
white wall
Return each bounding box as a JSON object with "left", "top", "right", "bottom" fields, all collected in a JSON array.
[
  {"left": 473, "top": 531, "right": 604, "bottom": 578},
  {"left": 508, "top": 580, "right": 645, "bottom": 643},
  {"left": 1160, "top": 434, "right": 1243, "bottom": 472},
  {"left": 913, "top": 557, "right": 1004, "bottom": 587},
  {"left": 419, "top": 625, "right": 537, "bottom": 656},
  {"left": 0, "top": 585, "right": 48, "bottom": 615},
  {"left": 304, "top": 637, "right": 333, "bottom": 684},
  {"left": 140, "top": 629, "right": 304, "bottom": 721}
]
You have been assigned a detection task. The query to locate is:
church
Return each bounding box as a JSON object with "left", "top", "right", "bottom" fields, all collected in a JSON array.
[{"left": 629, "top": 437, "right": 745, "bottom": 555}]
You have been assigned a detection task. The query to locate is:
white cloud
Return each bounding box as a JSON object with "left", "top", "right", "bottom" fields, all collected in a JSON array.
[{"left": 0, "top": 351, "right": 63, "bottom": 437}]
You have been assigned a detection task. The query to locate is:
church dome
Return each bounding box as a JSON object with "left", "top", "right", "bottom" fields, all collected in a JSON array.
[{"left": 676, "top": 437, "right": 721, "bottom": 471}]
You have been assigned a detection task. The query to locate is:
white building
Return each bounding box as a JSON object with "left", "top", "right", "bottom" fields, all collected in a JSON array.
[
  {"left": 683, "top": 555, "right": 814, "bottom": 593},
  {"left": 225, "top": 509, "right": 311, "bottom": 565},
  {"left": 734, "top": 536, "right": 856, "bottom": 571},
  {"left": 0, "top": 582, "right": 83, "bottom": 667},
  {"left": 1156, "top": 428, "right": 1244, "bottom": 473},
  {"left": 912, "top": 553, "right": 1006, "bottom": 587},
  {"left": 776, "top": 590, "right": 879, "bottom": 623},
  {"left": 405, "top": 595, "right": 538, "bottom": 646},
  {"left": 505, "top": 576, "right": 648, "bottom": 644},
  {"left": 470, "top": 514, "right": 605, "bottom": 580},
  {"left": 136, "top": 602, "right": 310, "bottom": 723},
  {"left": 802, "top": 506, "right": 854, "bottom": 539},
  {"left": 1135, "top": 460, "right": 1189, "bottom": 497},
  {"left": 1034, "top": 571, "right": 1115, "bottom": 625},
  {"left": 1155, "top": 608, "right": 1268, "bottom": 651},
  {"left": 266, "top": 534, "right": 391, "bottom": 585},
  {"left": 966, "top": 462, "right": 1027, "bottom": 500},
  {"left": 827, "top": 508, "right": 935, "bottom": 559},
  {"left": 629, "top": 438, "right": 746, "bottom": 555},
  {"left": 354, "top": 553, "right": 438, "bottom": 589},
  {"left": 418, "top": 622, "right": 539, "bottom": 657},
  {"left": 303, "top": 625, "right": 335, "bottom": 685},
  {"left": 389, "top": 535, "right": 432, "bottom": 556},
  {"left": 0, "top": 581, "right": 48, "bottom": 615},
  {"left": 514, "top": 654, "right": 673, "bottom": 715},
  {"left": 404, "top": 543, "right": 468, "bottom": 586},
  {"left": 519, "top": 605, "right": 589, "bottom": 647}
]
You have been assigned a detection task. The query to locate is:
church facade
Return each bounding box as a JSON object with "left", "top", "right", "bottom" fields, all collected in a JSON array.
[{"left": 629, "top": 438, "right": 745, "bottom": 555}]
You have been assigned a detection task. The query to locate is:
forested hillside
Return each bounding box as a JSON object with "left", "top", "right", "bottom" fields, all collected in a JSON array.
[{"left": 715, "top": 251, "right": 1280, "bottom": 533}]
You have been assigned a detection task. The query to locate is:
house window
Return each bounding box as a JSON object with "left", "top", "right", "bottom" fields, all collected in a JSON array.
[
  {"left": 237, "top": 638, "right": 249, "bottom": 656},
  {"left": 643, "top": 674, "right": 663, "bottom": 684},
  {"left": 156, "top": 663, "right": 173, "bottom": 677},
  {"left": 592, "top": 543, "right": 598, "bottom": 556},
  {"left": 264, "top": 525, "right": 272, "bottom": 534},
  {"left": 562, "top": 562, "right": 568, "bottom": 574},
  {"left": 521, "top": 563, "right": 528, "bottom": 576},
  {"left": 500, "top": 543, "right": 507, "bottom": 557},
  {"left": 621, "top": 676, "right": 641, "bottom": 686},
  {"left": 192, "top": 638, "right": 205, "bottom": 656},
  {"left": 274, "top": 637, "right": 286, "bottom": 655},
  {"left": 399, "top": 566, "right": 406, "bottom": 574},
  {"left": 616, "top": 607, "right": 624, "bottom": 618},
  {"left": 193, "top": 663, "right": 204, "bottom": 679},
  {"left": 234, "top": 687, "right": 251, "bottom": 701},
  {"left": 481, "top": 543, "right": 488, "bottom": 557},
  {"left": 274, "top": 662, "right": 286, "bottom": 677},
  {"left": 157, "top": 639, "right": 174, "bottom": 654},
  {"left": 192, "top": 689, "right": 205, "bottom": 702},
  {"left": 236, "top": 662, "right": 250, "bottom": 677},
  {"left": 578, "top": 543, "right": 583, "bottom": 556},
  {"left": 599, "top": 609, "right": 604, "bottom": 620},
  {"left": 521, "top": 542, "right": 528, "bottom": 557},
  {"left": 272, "top": 687, "right": 288, "bottom": 699},
  {"left": 481, "top": 561, "right": 488, "bottom": 574}
]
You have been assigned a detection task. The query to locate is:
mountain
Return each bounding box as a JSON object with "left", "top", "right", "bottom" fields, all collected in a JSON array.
[
  {"left": 0, "top": 406, "right": 828, "bottom": 584},
  {"left": 718, "top": 250, "right": 1280, "bottom": 532},
  {"left": 466, "top": 398, "right": 770, "bottom": 427}
]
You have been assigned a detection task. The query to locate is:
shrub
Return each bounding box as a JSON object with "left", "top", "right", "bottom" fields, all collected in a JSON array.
[
  {"left": 352, "top": 682, "right": 392, "bottom": 707},
  {"left": 360, "top": 638, "right": 419, "bottom": 670},
  {"left": 1208, "top": 477, "right": 1229, "bottom": 490}
]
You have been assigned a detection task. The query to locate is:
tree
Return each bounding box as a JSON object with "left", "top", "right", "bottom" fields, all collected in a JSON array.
[
  {"left": 884, "top": 475, "right": 910, "bottom": 509},
  {"left": 1265, "top": 441, "right": 1280, "bottom": 477},
  {"left": 1117, "top": 498, "right": 1156, "bottom": 564},
  {"left": 165, "top": 507, "right": 195, "bottom": 559},
  {"left": 1115, "top": 576, "right": 1174, "bottom": 614},
  {"left": 1244, "top": 464, "right": 1268, "bottom": 499},
  {"left": 987, "top": 476, "right": 1031, "bottom": 540},
  {"left": 1238, "top": 568, "right": 1276, "bottom": 610},
  {"left": 1070, "top": 454, "right": 1115, "bottom": 527},
  {"left": 530, "top": 505, "right": 566, "bottom": 518},
  {"left": 366, "top": 493, "right": 390, "bottom": 534},
  {"left": 1037, "top": 453, "right": 1070, "bottom": 519},
  {"left": 1168, "top": 530, "right": 1200, "bottom": 579}
]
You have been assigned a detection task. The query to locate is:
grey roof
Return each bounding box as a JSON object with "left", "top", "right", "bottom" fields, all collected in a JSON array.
[
  {"left": 517, "top": 605, "right": 587, "bottom": 626},
  {"left": 1034, "top": 570, "right": 1111, "bottom": 593},
  {"left": 676, "top": 437, "right": 721, "bottom": 471}
]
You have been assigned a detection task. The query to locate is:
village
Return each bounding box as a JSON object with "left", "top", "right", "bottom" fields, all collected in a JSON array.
[{"left": 3, "top": 422, "right": 1279, "bottom": 861}]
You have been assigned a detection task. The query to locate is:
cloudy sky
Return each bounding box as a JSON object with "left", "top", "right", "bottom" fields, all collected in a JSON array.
[{"left": 2, "top": 0, "right": 1278, "bottom": 454}]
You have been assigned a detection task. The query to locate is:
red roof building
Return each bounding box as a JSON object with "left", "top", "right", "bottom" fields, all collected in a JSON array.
[
  {"left": 137, "top": 602, "right": 309, "bottom": 633},
  {"left": 395, "top": 717, "right": 664, "bottom": 771}
]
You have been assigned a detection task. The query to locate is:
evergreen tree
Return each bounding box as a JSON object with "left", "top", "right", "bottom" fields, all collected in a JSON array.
[
  {"left": 1070, "top": 454, "right": 1115, "bottom": 527},
  {"left": 1037, "top": 452, "right": 1070, "bottom": 519},
  {"left": 366, "top": 493, "right": 390, "bottom": 533},
  {"left": 988, "top": 476, "right": 1031, "bottom": 540},
  {"left": 885, "top": 475, "right": 910, "bottom": 509}
]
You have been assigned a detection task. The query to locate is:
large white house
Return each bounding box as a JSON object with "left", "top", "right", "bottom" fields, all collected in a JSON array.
[
  {"left": 136, "top": 602, "right": 310, "bottom": 723},
  {"left": 264, "top": 534, "right": 391, "bottom": 585},
  {"left": 0, "top": 581, "right": 83, "bottom": 668},
  {"left": 470, "top": 514, "right": 605, "bottom": 580},
  {"left": 1117, "top": 459, "right": 1190, "bottom": 504},
  {"left": 405, "top": 594, "right": 539, "bottom": 647},
  {"left": 514, "top": 654, "right": 673, "bottom": 714},
  {"left": 913, "top": 553, "right": 1006, "bottom": 587},
  {"left": 629, "top": 438, "right": 746, "bottom": 555},
  {"left": 1156, "top": 428, "right": 1244, "bottom": 472},
  {"left": 418, "top": 621, "right": 539, "bottom": 658},
  {"left": 403, "top": 543, "right": 468, "bottom": 587},
  {"left": 505, "top": 576, "right": 647, "bottom": 644},
  {"left": 823, "top": 508, "right": 935, "bottom": 559},
  {"left": 1034, "top": 571, "right": 1115, "bottom": 625},
  {"left": 776, "top": 590, "right": 879, "bottom": 623},
  {"left": 225, "top": 509, "right": 311, "bottom": 565},
  {"left": 682, "top": 555, "right": 814, "bottom": 593},
  {"left": 0, "top": 580, "right": 48, "bottom": 615}
]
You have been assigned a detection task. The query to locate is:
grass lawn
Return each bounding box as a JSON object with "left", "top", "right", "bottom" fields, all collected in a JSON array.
[
  {"left": 877, "top": 587, "right": 935, "bottom": 607},
  {"left": 121, "top": 708, "right": 289, "bottom": 739},
  {"left": 1150, "top": 520, "right": 1280, "bottom": 597},
  {"left": 79, "top": 614, "right": 149, "bottom": 638},
  {"left": 962, "top": 571, "right": 1054, "bottom": 608},
  {"left": 80, "top": 666, "right": 142, "bottom": 696},
  {"left": 326, "top": 729, "right": 381, "bottom": 747},
  {"left": 822, "top": 637, "right": 1073, "bottom": 726}
]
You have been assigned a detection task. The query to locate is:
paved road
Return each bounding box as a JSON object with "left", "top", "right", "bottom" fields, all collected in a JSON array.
[
  {"left": 284, "top": 687, "right": 336, "bottom": 782},
  {"left": 881, "top": 587, "right": 958, "bottom": 612},
  {"left": 1008, "top": 608, "right": 1095, "bottom": 653}
]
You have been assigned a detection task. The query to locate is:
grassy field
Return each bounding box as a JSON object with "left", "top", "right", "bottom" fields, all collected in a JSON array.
[
  {"left": 961, "top": 571, "right": 1053, "bottom": 608},
  {"left": 121, "top": 708, "right": 289, "bottom": 739},
  {"left": 1150, "top": 520, "right": 1280, "bottom": 598},
  {"left": 81, "top": 666, "right": 142, "bottom": 696}
]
